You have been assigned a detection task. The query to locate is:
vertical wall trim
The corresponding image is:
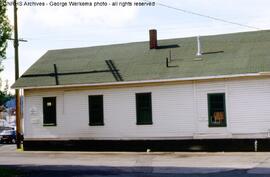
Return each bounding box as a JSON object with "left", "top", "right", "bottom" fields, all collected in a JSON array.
[
  {"left": 62, "top": 91, "right": 65, "bottom": 115},
  {"left": 193, "top": 81, "right": 199, "bottom": 134},
  {"left": 23, "top": 90, "right": 27, "bottom": 135},
  {"left": 225, "top": 79, "right": 231, "bottom": 132}
]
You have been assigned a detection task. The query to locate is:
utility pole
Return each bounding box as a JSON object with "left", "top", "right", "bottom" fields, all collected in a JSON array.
[{"left": 13, "top": 0, "right": 22, "bottom": 149}]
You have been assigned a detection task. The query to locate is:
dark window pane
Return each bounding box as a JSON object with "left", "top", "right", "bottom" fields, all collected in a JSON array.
[
  {"left": 89, "top": 95, "right": 104, "bottom": 126},
  {"left": 208, "top": 93, "right": 226, "bottom": 127},
  {"left": 136, "top": 93, "right": 152, "bottom": 125}
]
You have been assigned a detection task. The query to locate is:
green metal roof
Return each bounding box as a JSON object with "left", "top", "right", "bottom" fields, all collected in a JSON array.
[{"left": 13, "top": 30, "right": 270, "bottom": 88}]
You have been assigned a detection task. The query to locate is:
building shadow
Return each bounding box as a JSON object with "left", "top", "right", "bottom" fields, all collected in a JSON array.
[{"left": 1, "top": 165, "right": 269, "bottom": 177}]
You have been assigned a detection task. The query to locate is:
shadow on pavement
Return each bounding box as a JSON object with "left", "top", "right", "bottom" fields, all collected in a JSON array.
[{"left": 1, "top": 165, "right": 270, "bottom": 177}]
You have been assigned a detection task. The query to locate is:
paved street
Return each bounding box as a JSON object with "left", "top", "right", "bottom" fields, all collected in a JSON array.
[{"left": 1, "top": 144, "right": 270, "bottom": 176}]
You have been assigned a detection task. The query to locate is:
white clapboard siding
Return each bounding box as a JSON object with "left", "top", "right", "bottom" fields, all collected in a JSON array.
[
  {"left": 228, "top": 79, "right": 270, "bottom": 134},
  {"left": 24, "top": 77, "right": 270, "bottom": 140},
  {"left": 24, "top": 83, "right": 196, "bottom": 139},
  {"left": 24, "top": 92, "right": 66, "bottom": 138},
  {"left": 195, "top": 80, "right": 229, "bottom": 137}
]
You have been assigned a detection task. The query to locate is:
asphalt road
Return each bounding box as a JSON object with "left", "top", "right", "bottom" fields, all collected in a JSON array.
[
  {"left": 1, "top": 144, "right": 270, "bottom": 177},
  {"left": 8, "top": 167, "right": 270, "bottom": 177}
]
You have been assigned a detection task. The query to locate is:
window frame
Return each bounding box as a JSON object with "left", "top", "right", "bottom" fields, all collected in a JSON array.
[
  {"left": 207, "top": 93, "right": 227, "bottom": 127},
  {"left": 43, "top": 97, "right": 57, "bottom": 127},
  {"left": 136, "top": 92, "right": 153, "bottom": 125},
  {"left": 88, "top": 95, "right": 104, "bottom": 126}
]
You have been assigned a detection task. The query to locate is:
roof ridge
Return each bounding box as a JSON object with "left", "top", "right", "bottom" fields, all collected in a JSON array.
[{"left": 48, "top": 29, "right": 269, "bottom": 52}]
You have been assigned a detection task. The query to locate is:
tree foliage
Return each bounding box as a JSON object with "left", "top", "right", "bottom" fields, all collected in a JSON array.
[
  {"left": 0, "top": 0, "right": 12, "bottom": 59},
  {"left": 0, "top": 1, "right": 12, "bottom": 106},
  {"left": 0, "top": 90, "right": 13, "bottom": 106}
]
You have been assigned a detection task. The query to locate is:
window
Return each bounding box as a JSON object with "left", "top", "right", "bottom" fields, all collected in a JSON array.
[
  {"left": 208, "top": 93, "right": 226, "bottom": 127},
  {"left": 43, "top": 97, "right": 57, "bottom": 126},
  {"left": 89, "top": 95, "right": 104, "bottom": 126},
  {"left": 136, "top": 93, "right": 152, "bottom": 125}
]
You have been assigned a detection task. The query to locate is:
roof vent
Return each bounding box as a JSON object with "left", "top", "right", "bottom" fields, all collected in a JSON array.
[
  {"left": 196, "top": 36, "right": 202, "bottom": 56},
  {"left": 149, "top": 29, "right": 158, "bottom": 49}
]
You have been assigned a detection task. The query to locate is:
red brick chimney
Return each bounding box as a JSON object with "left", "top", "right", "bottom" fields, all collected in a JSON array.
[{"left": 149, "top": 29, "right": 158, "bottom": 49}]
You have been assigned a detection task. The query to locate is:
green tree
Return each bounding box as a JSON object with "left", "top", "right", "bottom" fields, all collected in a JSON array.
[
  {"left": 0, "top": 0, "right": 12, "bottom": 59},
  {"left": 0, "top": 90, "right": 13, "bottom": 105},
  {"left": 0, "top": 0, "right": 12, "bottom": 106}
]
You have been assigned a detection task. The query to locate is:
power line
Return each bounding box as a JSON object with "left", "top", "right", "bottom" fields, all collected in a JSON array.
[{"left": 144, "top": 0, "right": 261, "bottom": 30}]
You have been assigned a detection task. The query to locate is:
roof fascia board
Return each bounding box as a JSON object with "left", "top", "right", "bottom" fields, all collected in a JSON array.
[{"left": 14, "top": 72, "right": 267, "bottom": 90}]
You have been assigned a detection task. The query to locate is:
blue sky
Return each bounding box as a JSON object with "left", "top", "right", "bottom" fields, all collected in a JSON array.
[{"left": 3, "top": 0, "right": 270, "bottom": 91}]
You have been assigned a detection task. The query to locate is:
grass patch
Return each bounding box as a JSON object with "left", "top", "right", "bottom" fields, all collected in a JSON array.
[{"left": 0, "top": 167, "right": 22, "bottom": 177}]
